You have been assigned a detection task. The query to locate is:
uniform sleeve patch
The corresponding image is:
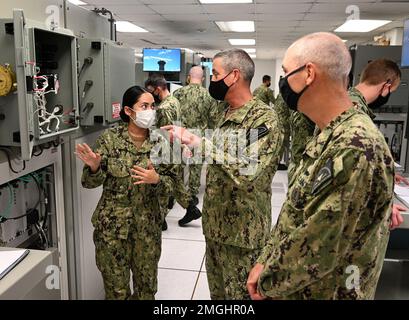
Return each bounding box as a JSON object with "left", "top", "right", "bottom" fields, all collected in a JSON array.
[
  {"left": 246, "top": 124, "right": 269, "bottom": 146},
  {"left": 311, "top": 158, "right": 333, "bottom": 194}
]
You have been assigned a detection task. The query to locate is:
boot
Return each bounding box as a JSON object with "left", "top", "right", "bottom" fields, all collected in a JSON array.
[
  {"left": 178, "top": 205, "right": 201, "bottom": 226},
  {"left": 162, "top": 219, "right": 168, "bottom": 231}
]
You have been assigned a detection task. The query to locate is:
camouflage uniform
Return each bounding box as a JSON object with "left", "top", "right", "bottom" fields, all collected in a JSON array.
[
  {"left": 349, "top": 87, "right": 376, "bottom": 120},
  {"left": 253, "top": 84, "right": 276, "bottom": 106},
  {"left": 154, "top": 94, "right": 182, "bottom": 217},
  {"left": 288, "top": 87, "right": 375, "bottom": 183},
  {"left": 155, "top": 94, "right": 181, "bottom": 128},
  {"left": 201, "top": 97, "right": 284, "bottom": 299},
  {"left": 81, "top": 123, "right": 190, "bottom": 300},
  {"left": 288, "top": 111, "right": 315, "bottom": 183},
  {"left": 257, "top": 107, "right": 394, "bottom": 299},
  {"left": 173, "top": 84, "right": 217, "bottom": 198},
  {"left": 274, "top": 94, "right": 291, "bottom": 161}
]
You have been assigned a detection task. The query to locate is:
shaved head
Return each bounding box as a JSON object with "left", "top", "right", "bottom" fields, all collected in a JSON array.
[
  {"left": 189, "top": 66, "right": 204, "bottom": 80},
  {"left": 286, "top": 32, "right": 352, "bottom": 84}
]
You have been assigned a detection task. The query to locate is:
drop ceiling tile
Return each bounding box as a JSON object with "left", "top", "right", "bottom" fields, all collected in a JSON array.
[
  {"left": 162, "top": 14, "right": 211, "bottom": 21},
  {"left": 256, "top": 13, "right": 305, "bottom": 21},
  {"left": 107, "top": 5, "right": 157, "bottom": 15},
  {"left": 310, "top": 2, "right": 374, "bottom": 13},
  {"left": 255, "top": 3, "right": 313, "bottom": 14},
  {"left": 202, "top": 4, "right": 255, "bottom": 14},
  {"left": 141, "top": 0, "right": 196, "bottom": 3},
  {"left": 116, "top": 14, "right": 167, "bottom": 22},
  {"left": 256, "top": 20, "right": 300, "bottom": 27},
  {"left": 208, "top": 13, "right": 256, "bottom": 20},
  {"left": 149, "top": 4, "right": 204, "bottom": 14}
]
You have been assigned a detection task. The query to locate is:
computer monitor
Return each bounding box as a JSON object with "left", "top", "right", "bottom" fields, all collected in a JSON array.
[
  {"left": 201, "top": 61, "right": 213, "bottom": 76},
  {"left": 401, "top": 19, "right": 409, "bottom": 68},
  {"left": 143, "top": 48, "right": 181, "bottom": 72}
]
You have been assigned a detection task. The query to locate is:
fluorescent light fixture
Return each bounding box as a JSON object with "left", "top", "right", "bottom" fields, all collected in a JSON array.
[
  {"left": 342, "top": 39, "right": 348, "bottom": 43},
  {"left": 334, "top": 20, "right": 391, "bottom": 33},
  {"left": 216, "top": 21, "right": 255, "bottom": 32},
  {"left": 241, "top": 48, "right": 256, "bottom": 53},
  {"left": 229, "top": 39, "right": 255, "bottom": 45},
  {"left": 67, "top": 0, "right": 87, "bottom": 5},
  {"left": 199, "top": 0, "right": 253, "bottom": 3},
  {"left": 115, "top": 21, "right": 148, "bottom": 33},
  {"left": 249, "top": 54, "right": 256, "bottom": 59}
]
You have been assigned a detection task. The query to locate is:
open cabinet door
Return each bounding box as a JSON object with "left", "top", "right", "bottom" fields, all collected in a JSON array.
[{"left": 13, "top": 9, "right": 34, "bottom": 160}]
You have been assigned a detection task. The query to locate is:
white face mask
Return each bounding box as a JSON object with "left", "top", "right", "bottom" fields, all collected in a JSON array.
[{"left": 129, "top": 109, "right": 156, "bottom": 129}]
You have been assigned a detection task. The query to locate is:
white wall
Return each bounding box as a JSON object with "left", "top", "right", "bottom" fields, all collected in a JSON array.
[{"left": 251, "top": 59, "right": 276, "bottom": 94}]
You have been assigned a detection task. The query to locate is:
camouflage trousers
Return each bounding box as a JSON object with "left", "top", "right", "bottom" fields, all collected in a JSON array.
[
  {"left": 93, "top": 222, "right": 162, "bottom": 300},
  {"left": 161, "top": 165, "right": 185, "bottom": 219},
  {"left": 205, "top": 238, "right": 261, "bottom": 300},
  {"left": 185, "top": 163, "right": 202, "bottom": 198}
]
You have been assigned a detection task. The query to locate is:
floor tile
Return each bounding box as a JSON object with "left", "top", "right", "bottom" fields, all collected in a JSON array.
[
  {"left": 192, "top": 272, "right": 211, "bottom": 300},
  {"left": 159, "top": 238, "right": 205, "bottom": 271},
  {"left": 156, "top": 269, "right": 199, "bottom": 300},
  {"left": 163, "top": 216, "right": 205, "bottom": 242}
]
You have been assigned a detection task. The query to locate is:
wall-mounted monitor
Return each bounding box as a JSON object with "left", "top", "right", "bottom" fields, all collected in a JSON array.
[
  {"left": 402, "top": 19, "right": 409, "bottom": 68},
  {"left": 143, "top": 48, "right": 181, "bottom": 72},
  {"left": 201, "top": 61, "right": 213, "bottom": 76}
]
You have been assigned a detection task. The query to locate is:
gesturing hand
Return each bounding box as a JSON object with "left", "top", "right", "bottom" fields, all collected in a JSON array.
[
  {"left": 131, "top": 161, "right": 160, "bottom": 185},
  {"left": 75, "top": 143, "right": 101, "bottom": 173},
  {"left": 161, "top": 125, "right": 202, "bottom": 148}
]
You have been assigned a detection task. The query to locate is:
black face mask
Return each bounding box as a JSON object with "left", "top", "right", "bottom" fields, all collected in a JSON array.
[
  {"left": 153, "top": 94, "right": 161, "bottom": 105},
  {"left": 368, "top": 87, "right": 391, "bottom": 110},
  {"left": 279, "top": 65, "right": 308, "bottom": 111},
  {"left": 208, "top": 71, "right": 233, "bottom": 101},
  {"left": 152, "top": 90, "right": 161, "bottom": 105}
]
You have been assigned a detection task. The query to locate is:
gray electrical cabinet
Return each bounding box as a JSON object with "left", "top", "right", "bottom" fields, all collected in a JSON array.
[
  {"left": 77, "top": 38, "right": 135, "bottom": 127},
  {"left": 0, "top": 9, "right": 79, "bottom": 160}
]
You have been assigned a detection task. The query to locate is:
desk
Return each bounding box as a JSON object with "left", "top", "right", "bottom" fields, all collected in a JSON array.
[{"left": 0, "top": 247, "right": 60, "bottom": 299}]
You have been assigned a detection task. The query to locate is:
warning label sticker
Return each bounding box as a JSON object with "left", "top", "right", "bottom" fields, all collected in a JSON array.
[{"left": 112, "top": 102, "right": 121, "bottom": 119}]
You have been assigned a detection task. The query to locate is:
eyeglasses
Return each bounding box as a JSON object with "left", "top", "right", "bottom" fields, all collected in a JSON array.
[{"left": 280, "top": 64, "right": 307, "bottom": 80}]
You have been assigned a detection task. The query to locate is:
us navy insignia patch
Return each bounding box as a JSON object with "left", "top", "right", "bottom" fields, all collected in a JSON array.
[
  {"left": 311, "top": 158, "right": 333, "bottom": 194},
  {"left": 246, "top": 124, "right": 269, "bottom": 146}
]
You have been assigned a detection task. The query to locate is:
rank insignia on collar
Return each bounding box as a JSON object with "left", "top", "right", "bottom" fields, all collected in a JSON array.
[{"left": 311, "top": 158, "right": 333, "bottom": 194}]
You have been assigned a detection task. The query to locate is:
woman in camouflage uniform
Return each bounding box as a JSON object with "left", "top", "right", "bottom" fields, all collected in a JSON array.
[{"left": 75, "top": 86, "right": 191, "bottom": 300}]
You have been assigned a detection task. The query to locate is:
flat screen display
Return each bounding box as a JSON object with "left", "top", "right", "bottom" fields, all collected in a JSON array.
[
  {"left": 143, "top": 48, "right": 181, "bottom": 72},
  {"left": 201, "top": 61, "right": 213, "bottom": 76}
]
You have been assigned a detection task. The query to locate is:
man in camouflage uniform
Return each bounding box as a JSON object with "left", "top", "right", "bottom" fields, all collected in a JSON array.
[
  {"left": 173, "top": 66, "right": 218, "bottom": 226},
  {"left": 350, "top": 58, "right": 401, "bottom": 119},
  {"left": 288, "top": 59, "right": 402, "bottom": 182},
  {"left": 253, "top": 75, "right": 276, "bottom": 106},
  {"left": 287, "top": 59, "right": 405, "bottom": 227},
  {"left": 247, "top": 33, "right": 394, "bottom": 300},
  {"left": 145, "top": 74, "right": 181, "bottom": 128},
  {"left": 162, "top": 49, "right": 284, "bottom": 299},
  {"left": 145, "top": 74, "right": 184, "bottom": 230}
]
